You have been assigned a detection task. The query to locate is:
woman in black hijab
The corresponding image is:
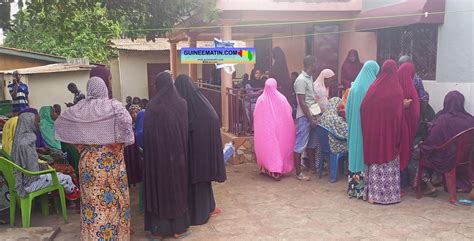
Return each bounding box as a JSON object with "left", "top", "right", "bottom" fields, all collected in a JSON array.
[
  {"left": 175, "top": 74, "right": 227, "bottom": 225},
  {"left": 270, "top": 46, "right": 292, "bottom": 103},
  {"left": 143, "top": 71, "right": 191, "bottom": 239}
]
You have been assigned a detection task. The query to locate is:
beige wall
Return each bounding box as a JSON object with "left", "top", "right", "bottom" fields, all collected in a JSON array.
[
  {"left": 217, "top": 0, "right": 362, "bottom": 11},
  {"left": 246, "top": 25, "right": 376, "bottom": 80},
  {"left": 117, "top": 50, "right": 203, "bottom": 102},
  {"left": 4, "top": 71, "right": 90, "bottom": 110},
  {"left": 273, "top": 34, "right": 306, "bottom": 73},
  {"left": 110, "top": 58, "right": 122, "bottom": 101}
]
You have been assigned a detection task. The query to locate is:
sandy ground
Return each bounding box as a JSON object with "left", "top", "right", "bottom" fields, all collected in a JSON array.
[{"left": 1, "top": 163, "right": 473, "bottom": 240}]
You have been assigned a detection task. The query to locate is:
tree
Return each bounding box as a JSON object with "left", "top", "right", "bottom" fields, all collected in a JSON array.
[
  {"left": 104, "top": 0, "right": 218, "bottom": 41},
  {"left": 5, "top": 1, "right": 121, "bottom": 63},
  {"left": 4, "top": 0, "right": 218, "bottom": 62}
]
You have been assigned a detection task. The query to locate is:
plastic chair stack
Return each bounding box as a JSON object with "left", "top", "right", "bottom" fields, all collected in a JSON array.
[{"left": 315, "top": 125, "right": 348, "bottom": 183}]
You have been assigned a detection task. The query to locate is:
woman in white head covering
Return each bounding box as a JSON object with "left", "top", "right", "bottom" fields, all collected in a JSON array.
[{"left": 313, "top": 69, "right": 336, "bottom": 112}]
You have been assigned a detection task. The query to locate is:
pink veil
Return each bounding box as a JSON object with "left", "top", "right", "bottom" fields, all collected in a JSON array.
[{"left": 253, "top": 78, "right": 295, "bottom": 174}]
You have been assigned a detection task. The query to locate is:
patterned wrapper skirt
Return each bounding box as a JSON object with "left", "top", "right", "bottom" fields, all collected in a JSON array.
[
  {"left": 347, "top": 171, "right": 366, "bottom": 200},
  {"left": 77, "top": 144, "right": 130, "bottom": 241},
  {"left": 365, "top": 157, "right": 401, "bottom": 205}
]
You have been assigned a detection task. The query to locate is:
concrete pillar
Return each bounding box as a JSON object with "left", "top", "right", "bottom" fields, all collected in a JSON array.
[
  {"left": 187, "top": 34, "right": 198, "bottom": 81},
  {"left": 220, "top": 25, "right": 232, "bottom": 130},
  {"left": 169, "top": 40, "right": 178, "bottom": 80}
]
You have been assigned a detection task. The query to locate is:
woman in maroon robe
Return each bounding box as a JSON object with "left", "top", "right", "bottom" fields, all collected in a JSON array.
[
  {"left": 341, "top": 49, "right": 363, "bottom": 90},
  {"left": 421, "top": 91, "right": 474, "bottom": 199},
  {"left": 398, "top": 63, "right": 420, "bottom": 190},
  {"left": 143, "top": 72, "right": 191, "bottom": 239},
  {"left": 361, "top": 60, "right": 404, "bottom": 205}
]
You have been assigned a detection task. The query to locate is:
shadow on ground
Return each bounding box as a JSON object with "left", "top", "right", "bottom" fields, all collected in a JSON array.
[{"left": 1, "top": 163, "right": 473, "bottom": 240}]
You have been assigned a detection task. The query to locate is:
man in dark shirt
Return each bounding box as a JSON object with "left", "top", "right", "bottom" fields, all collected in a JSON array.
[
  {"left": 8, "top": 71, "right": 29, "bottom": 114},
  {"left": 66, "top": 83, "right": 85, "bottom": 107}
]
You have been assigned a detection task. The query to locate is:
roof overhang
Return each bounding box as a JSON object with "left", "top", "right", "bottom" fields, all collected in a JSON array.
[
  {"left": 354, "top": 0, "right": 446, "bottom": 32},
  {"left": 0, "top": 47, "right": 66, "bottom": 63},
  {"left": 0, "top": 63, "right": 94, "bottom": 75},
  {"left": 169, "top": 10, "right": 359, "bottom": 42}
]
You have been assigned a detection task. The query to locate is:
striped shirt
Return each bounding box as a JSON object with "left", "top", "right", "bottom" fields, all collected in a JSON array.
[{"left": 8, "top": 82, "right": 29, "bottom": 113}]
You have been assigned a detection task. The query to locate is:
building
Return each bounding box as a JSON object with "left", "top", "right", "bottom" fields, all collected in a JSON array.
[
  {"left": 168, "top": 0, "right": 472, "bottom": 127},
  {"left": 110, "top": 38, "right": 246, "bottom": 102},
  {"left": 358, "top": 0, "right": 473, "bottom": 116},
  {"left": 0, "top": 62, "right": 94, "bottom": 109},
  {"left": 0, "top": 46, "right": 65, "bottom": 71},
  {"left": 164, "top": 0, "right": 472, "bottom": 164}
]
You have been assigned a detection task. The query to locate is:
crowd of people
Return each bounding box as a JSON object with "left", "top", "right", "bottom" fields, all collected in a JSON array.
[
  {"left": 3, "top": 46, "right": 473, "bottom": 240},
  {"left": 6, "top": 66, "right": 226, "bottom": 240},
  {"left": 252, "top": 48, "right": 474, "bottom": 206}
]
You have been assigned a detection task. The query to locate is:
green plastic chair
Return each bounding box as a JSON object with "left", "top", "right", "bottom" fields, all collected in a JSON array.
[{"left": 0, "top": 156, "right": 68, "bottom": 227}]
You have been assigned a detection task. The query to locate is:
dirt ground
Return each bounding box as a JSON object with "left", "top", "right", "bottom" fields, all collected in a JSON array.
[{"left": 1, "top": 163, "right": 473, "bottom": 240}]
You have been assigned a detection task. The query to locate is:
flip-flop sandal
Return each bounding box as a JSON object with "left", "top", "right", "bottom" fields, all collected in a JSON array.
[
  {"left": 210, "top": 208, "right": 222, "bottom": 217},
  {"left": 174, "top": 230, "right": 192, "bottom": 239},
  {"left": 456, "top": 199, "right": 474, "bottom": 206}
]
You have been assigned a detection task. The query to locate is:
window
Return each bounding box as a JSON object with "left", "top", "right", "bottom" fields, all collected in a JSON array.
[{"left": 377, "top": 24, "right": 438, "bottom": 80}]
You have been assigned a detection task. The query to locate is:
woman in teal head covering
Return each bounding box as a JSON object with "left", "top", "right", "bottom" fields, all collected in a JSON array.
[
  {"left": 39, "top": 106, "right": 81, "bottom": 176},
  {"left": 345, "top": 60, "right": 380, "bottom": 200},
  {"left": 39, "top": 106, "right": 62, "bottom": 150}
]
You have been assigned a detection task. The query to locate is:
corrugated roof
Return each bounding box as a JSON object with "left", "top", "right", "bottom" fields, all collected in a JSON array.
[
  {"left": 0, "top": 46, "right": 66, "bottom": 63},
  {"left": 0, "top": 63, "right": 95, "bottom": 75},
  {"left": 111, "top": 38, "right": 246, "bottom": 51}
]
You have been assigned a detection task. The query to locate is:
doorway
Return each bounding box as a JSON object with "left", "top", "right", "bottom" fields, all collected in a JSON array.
[{"left": 147, "top": 63, "right": 170, "bottom": 98}]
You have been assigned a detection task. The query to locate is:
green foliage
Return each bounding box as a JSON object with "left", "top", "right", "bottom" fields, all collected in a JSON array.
[
  {"left": 3, "top": 0, "right": 219, "bottom": 62},
  {"left": 104, "top": 0, "right": 218, "bottom": 41},
  {"left": 4, "top": 1, "right": 121, "bottom": 63}
]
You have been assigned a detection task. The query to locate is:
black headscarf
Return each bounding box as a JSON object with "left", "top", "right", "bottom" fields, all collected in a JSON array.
[
  {"left": 248, "top": 68, "right": 265, "bottom": 89},
  {"left": 270, "top": 47, "right": 292, "bottom": 102},
  {"left": 175, "top": 74, "right": 227, "bottom": 184},
  {"left": 90, "top": 66, "right": 112, "bottom": 98},
  {"left": 143, "top": 71, "right": 189, "bottom": 219}
]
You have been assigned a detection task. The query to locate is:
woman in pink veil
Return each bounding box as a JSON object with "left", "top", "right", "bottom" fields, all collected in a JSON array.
[{"left": 253, "top": 78, "right": 295, "bottom": 180}]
